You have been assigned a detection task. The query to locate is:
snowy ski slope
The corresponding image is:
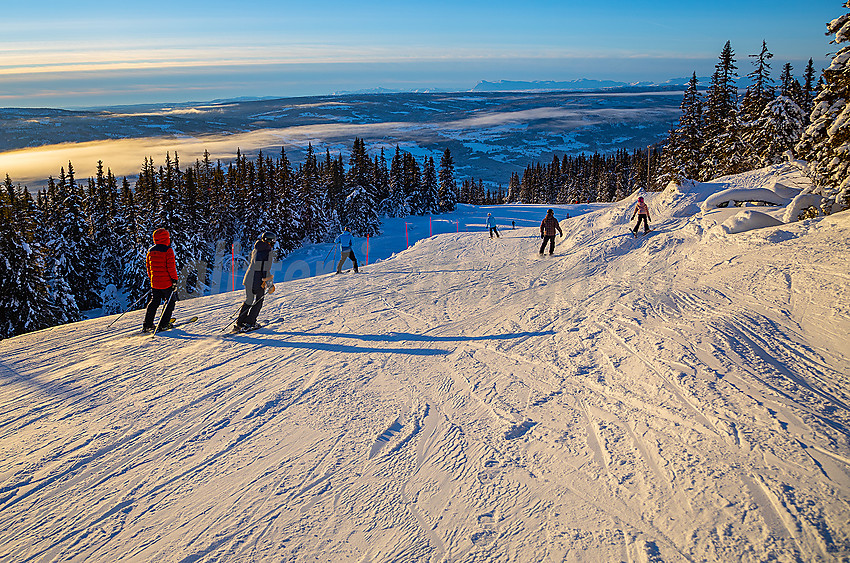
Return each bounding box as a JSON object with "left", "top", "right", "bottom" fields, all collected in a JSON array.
[{"left": 1, "top": 163, "right": 848, "bottom": 562}]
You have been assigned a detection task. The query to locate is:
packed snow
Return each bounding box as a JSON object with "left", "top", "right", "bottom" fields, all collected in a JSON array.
[{"left": 1, "top": 163, "right": 848, "bottom": 562}]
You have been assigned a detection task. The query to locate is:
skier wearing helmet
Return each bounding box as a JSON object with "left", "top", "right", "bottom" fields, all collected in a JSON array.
[
  {"left": 142, "top": 228, "right": 179, "bottom": 333},
  {"left": 235, "top": 232, "right": 276, "bottom": 332},
  {"left": 631, "top": 196, "right": 651, "bottom": 237}
]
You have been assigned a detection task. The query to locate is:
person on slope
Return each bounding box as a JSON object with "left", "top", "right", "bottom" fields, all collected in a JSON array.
[
  {"left": 235, "top": 232, "right": 276, "bottom": 332},
  {"left": 539, "top": 209, "right": 563, "bottom": 255},
  {"left": 143, "top": 228, "right": 179, "bottom": 333},
  {"left": 335, "top": 230, "right": 359, "bottom": 274},
  {"left": 486, "top": 213, "right": 501, "bottom": 238},
  {"left": 631, "top": 196, "right": 652, "bottom": 237}
]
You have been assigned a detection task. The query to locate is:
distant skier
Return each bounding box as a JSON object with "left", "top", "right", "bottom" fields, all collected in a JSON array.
[
  {"left": 631, "top": 196, "right": 651, "bottom": 236},
  {"left": 235, "top": 232, "right": 276, "bottom": 332},
  {"left": 539, "top": 209, "right": 563, "bottom": 255},
  {"left": 512, "top": 220, "right": 516, "bottom": 230},
  {"left": 142, "top": 228, "right": 179, "bottom": 333},
  {"left": 486, "top": 213, "right": 500, "bottom": 238},
  {"left": 335, "top": 230, "right": 359, "bottom": 274}
]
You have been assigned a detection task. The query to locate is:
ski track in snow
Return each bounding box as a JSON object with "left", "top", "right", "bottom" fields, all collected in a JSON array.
[{"left": 1, "top": 164, "right": 849, "bottom": 561}]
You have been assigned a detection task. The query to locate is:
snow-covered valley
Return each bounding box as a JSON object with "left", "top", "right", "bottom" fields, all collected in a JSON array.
[{"left": 1, "top": 164, "right": 848, "bottom": 562}]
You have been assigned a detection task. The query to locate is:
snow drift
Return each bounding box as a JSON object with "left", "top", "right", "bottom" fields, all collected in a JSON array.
[{"left": 1, "top": 163, "right": 848, "bottom": 562}]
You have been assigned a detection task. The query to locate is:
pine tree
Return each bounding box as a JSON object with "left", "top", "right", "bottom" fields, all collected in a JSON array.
[
  {"left": 703, "top": 41, "right": 740, "bottom": 179},
  {"left": 343, "top": 138, "right": 381, "bottom": 236},
  {"left": 803, "top": 58, "right": 818, "bottom": 122},
  {"left": 421, "top": 156, "right": 439, "bottom": 214},
  {"left": 739, "top": 42, "right": 777, "bottom": 170},
  {"left": 751, "top": 95, "right": 806, "bottom": 166},
  {"left": 53, "top": 164, "right": 102, "bottom": 311},
  {"left": 0, "top": 176, "right": 60, "bottom": 338},
  {"left": 796, "top": 2, "right": 850, "bottom": 213},
  {"left": 438, "top": 148, "right": 457, "bottom": 212},
  {"left": 660, "top": 72, "right": 703, "bottom": 182}
]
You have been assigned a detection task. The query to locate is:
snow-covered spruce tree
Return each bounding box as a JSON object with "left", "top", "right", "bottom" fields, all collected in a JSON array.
[
  {"left": 438, "top": 148, "right": 457, "bottom": 212},
  {"left": 343, "top": 138, "right": 381, "bottom": 236},
  {"left": 751, "top": 95, "right": 806, "bottom": 166},
  {"left": 300, "top": 143, "right": 332, "bottom": 243},
  {"left": 802, "top": 58, "right": 818, "bottom": 123},
  {"left": 796, "top": 2, "right": 850, "bottom": 213},
  {"left": 59, "top": 175, "right": 102, "bottom": 311},
  {"left": 702, "top": 41, "right": 740, "bottom": 180},
  {"left": 342, "top": 188, "right": 380, "bottom": 237},
  {"left": 780, "top": 62, "right": 806, "bottom": 110},
  {"left": 118, "top": 177, "right": 150, "bottom": 306},
  {"left": 421, "top": 156, "right": 440, "bottom": 214},
  {"left": 660, "top": 72, "right": 703, "bottom": 183},
  {"left": 505, "top": 171, "right": 520, "bottom": 203},
  {"left": 381, "top": 146, "right": 409, "bottom": 217},
  {"left": 0, "top": 176, "right": 60, "bottom": 338},
  {"left": 739, "top": 41, "right": 777, "bottom": 169},
  {"left": 274, "top": 147, "right": 302, "bottom": 255},
  {"left": 402, "top": 152, "right": 423, "bottom": 214}
]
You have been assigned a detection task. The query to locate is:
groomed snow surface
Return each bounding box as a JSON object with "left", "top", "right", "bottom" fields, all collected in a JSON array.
[{"left": 1, "top": 163, "right": 849, "bottom": 562}]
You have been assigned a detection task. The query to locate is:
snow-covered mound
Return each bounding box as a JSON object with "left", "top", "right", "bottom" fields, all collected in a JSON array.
[{"left": 1, "top": 164, "right": 849, "bottom": 562}]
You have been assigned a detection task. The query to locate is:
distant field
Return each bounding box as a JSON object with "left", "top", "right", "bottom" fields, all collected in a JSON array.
[{"left": 0, "top": 90, "right": 681, "bottom": 187}]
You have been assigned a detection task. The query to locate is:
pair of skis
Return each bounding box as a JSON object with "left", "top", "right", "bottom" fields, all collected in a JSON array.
[{"left": 127, "top": 316, "right": 199, "bottom": 338}]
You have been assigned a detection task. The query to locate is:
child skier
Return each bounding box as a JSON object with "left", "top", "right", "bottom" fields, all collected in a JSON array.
[
  {"left": 486, "top": 213, "right": 500, "bottom": 238},
  {"left": 539, "top": 209, "right": 563, "bottom": 255},
  {"left": 335, "top": 230, "right": 359, "bottom": 274},
  {"left": 631, "top": 196, "right": 651, "bottom": 236},
  {"left": 142, "top": 228, "right": 179, "bottom": 333},
  {"left": 235, "top": 232, "right": 276, "bottom": 332}
]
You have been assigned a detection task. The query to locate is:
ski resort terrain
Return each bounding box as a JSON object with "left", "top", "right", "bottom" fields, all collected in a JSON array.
[{"left": 1, "top": 163, "right": 848, "bottom": 562}]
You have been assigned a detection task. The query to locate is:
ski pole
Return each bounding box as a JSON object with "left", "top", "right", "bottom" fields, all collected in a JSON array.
[
  {"left": 106, "top": 290, "right": 150, "bottom": 328},
  {"left": 152, "top": 289, "right": 178, "bottom": 337}
]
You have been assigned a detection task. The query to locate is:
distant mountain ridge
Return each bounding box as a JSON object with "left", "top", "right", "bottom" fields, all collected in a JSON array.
[{"left": 471, "top": 77, "right": 715, "bottom": 92}]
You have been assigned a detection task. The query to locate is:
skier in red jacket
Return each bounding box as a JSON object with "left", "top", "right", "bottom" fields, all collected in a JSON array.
[{"left": 143, "top": 228, "right": 179, "bottom": 332}]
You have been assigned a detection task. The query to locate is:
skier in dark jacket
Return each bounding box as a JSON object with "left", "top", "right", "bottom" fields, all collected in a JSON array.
[
  {"left": 631, "top": 196, "right": 651, "bottom": 236},
  {"left": 235, "top": 232, "right": 276, "bottom": 331},
  {"left": 143, "top": 228, "right": 179, "bottom": 332},
  {"left": 539, "top": 209, "right": 563, "bottom": 255}
]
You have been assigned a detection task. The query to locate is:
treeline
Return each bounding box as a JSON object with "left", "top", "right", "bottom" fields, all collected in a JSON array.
[
  {"left": 502, "top": 147, "right": 662, "bottom": 205},
  {"left": 0, "top": 139, "right": 459, "bottom": 339}
]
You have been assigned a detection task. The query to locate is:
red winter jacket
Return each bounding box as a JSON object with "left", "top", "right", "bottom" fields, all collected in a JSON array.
[{"left": 146, "top": 229, "right": 178, "bottom": 290}]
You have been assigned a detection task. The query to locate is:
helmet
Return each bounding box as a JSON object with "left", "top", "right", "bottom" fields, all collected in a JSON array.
[
  {"left": 261, "top": 232, "right": 276, "bottom": 243},
  {"left": 638, "top": 196, "right": 644, "bottom": 202}
]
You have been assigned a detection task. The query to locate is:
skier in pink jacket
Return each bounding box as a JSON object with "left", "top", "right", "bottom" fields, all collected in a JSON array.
[{"left": 631, "top": 196, "right": 651, "bottom": 237}]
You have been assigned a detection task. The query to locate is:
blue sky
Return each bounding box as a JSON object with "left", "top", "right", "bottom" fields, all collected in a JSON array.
[{"left": 1, "top": 0, "right": 841, "bottom": 108}]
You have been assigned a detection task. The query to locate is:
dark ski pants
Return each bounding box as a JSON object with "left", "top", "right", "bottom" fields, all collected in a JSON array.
[
  {"left": 237, "top": 284, "right": 266, "bottom": 328},
  {"left": 144, "top": 287, "right": 177, "bottom": 330},
  {"left": 337, "top": 249, "right": 359, "bottom": 273},
  {"left": 633, "top": 214, "right": 650, "bottom": 233},
  {"left": 540, "top": 235, "right": 556, "bottom": 254},
  {"left": 489, "top": 226, "right": 500, "bottom": 238}
]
